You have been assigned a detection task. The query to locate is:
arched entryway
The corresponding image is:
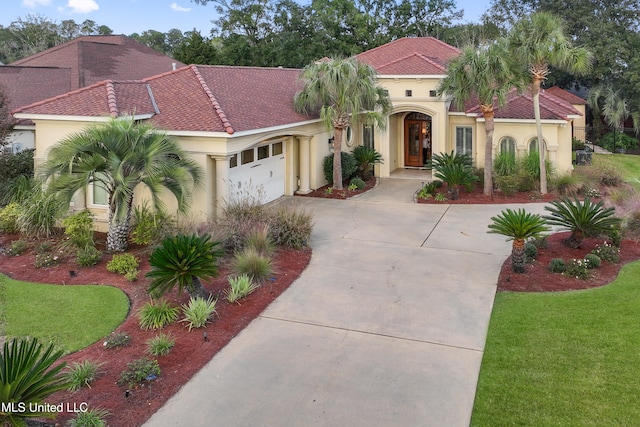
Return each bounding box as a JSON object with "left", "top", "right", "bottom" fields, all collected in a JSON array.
[{"left": 404, "top": 112, "right": 432, "bottom": 167}]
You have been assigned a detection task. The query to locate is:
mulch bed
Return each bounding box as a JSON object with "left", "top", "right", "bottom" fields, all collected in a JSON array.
[
  {"left": 296, "top": 176, "right": 377, "bottom": 199},
  {"left": 416, "top": 183, "right": 559, "bottom": 204}
]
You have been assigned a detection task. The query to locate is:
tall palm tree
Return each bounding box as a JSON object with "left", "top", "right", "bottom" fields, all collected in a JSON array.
[
  {"left": 0, "top": 338, "right": 69, "bottom": 427},
  {"left": 437, "top": 41, "right": 521, "bottom": 196},
  {"left": 294, "top": 57, "right": 392, "bottom": 190},
  {"left": 588, "top": 85, "right": 640, "bottom": 149},
  {"left": 39, "top": 118, "right": 203, "bottom": 252},
  {"left": 488, "top": 208, "right": 549, "bottom": 273},
  {"left": 508, "top": 12, "right": 592, "bottom": 194}
]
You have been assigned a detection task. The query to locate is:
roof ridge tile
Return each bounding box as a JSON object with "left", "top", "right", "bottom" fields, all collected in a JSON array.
[
  {"left": 189, "top": 65, "right": 234, "bottom": 134},
  {"left": 376, "top": 52, "right": 446, "bottom": 73},
  {"left": 105, "top": 81, "right": 118, "bottom": 117}
]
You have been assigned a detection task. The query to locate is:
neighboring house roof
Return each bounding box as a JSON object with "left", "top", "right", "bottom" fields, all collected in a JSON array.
[
  {"left": 0, "top": 66, "right": 71, "bottom": 113},
  {"left": 455, "top": 88, "right": 582, "bottom": 121},
  {"left": 356, "top": 37, "right": 460, "bottom": 75},
  {"left": 545, "top": 86, "right": 587, "bottom": 105},
  {"left": 10, "top": 35, "right": 184, "bottom": 90},
  {"left": 13, "top": 65, "right": 312, "bottom": 134}
]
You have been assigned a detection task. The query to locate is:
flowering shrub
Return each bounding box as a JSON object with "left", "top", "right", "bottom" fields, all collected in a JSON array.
[
  {"left": 591, "top": 241, "right": 620, "bottom": 263},
  {"left": 584, "top": 253, "right": 602, "bottom": 269},
  {"left": 35, "top": 252, "right": 61, "bottom": 268},
  {"left": 564, "top": 258, "right": 590, "bottom": 280},
  {"left": 584, "top": 188, "right": 601, "bottom": 198}
]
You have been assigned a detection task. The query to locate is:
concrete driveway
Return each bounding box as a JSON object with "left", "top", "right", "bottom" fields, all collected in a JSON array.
[{"left": 144, "top": 179, "right": 549, "bottom": 427}]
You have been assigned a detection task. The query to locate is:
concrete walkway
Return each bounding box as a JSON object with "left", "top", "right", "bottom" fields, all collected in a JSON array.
[{"left": 144, "top": 179, "right": 548, "bottom": 427}]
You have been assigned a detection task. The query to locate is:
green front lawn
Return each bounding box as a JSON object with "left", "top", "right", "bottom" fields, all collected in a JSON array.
[
  {"left": 593, "top": 153, "right": 640, "bottom": 191},
  {"left": 2, "top": 274, "right": 129, "bottom": 353},
  {"left": 472, "top": 261, "right": 640, "bottom": 426}
]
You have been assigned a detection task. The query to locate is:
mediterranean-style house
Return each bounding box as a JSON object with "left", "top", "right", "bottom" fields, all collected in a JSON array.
[
  {"left": 1, "top": 35, "right": 184, "bottom": 153},
  {"left": 12, "top": 37, "right": 585, "bottom": 231}
]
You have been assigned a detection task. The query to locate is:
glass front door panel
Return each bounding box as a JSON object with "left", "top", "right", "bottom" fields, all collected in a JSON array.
[{"left": 405, "top": 120, "right": 423, "bottom": 167}]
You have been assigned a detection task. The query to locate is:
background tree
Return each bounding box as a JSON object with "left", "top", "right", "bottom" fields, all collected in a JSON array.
[
  {"left": 508, "top": 12, "right": 591, "bottom": 194},
  {"left": 437, "top": 41, "right": 521, "bottom": 195},
  {"left": 173, "top": 30, "right": 219, "bottom": 64},
  {"left": 0, "top": 83, "right": 15, "bottom": 147},
  {"left": 294, "top": 57, "right": 391, "bottom": 190},
  {"left": 39, "top": 118, "right": 203, "bottom": 252},
  {"left": 588, "top": 85, "right": 640, "bottom": 139}
]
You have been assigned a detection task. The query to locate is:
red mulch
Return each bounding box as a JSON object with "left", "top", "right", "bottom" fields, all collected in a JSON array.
[
  {"left": 417, "top": 183, "right": 559, "bottom": 204},
  {"left": 296, "top": 176, "right": 377, "bottom": 199},
  {"left": 0, "top": 234, "right": 310, "bottom": 427},
  {"left": 497, "top": 231, "right": 640, "bottom": 292}
]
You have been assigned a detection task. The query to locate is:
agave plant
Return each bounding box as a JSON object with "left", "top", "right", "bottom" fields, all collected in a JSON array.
[
  {"left": 0, "top": 338, "right": 69, "bottom": 426},
  {"left": 146, "top": 234, "right": 224, "bottom": 299},
  {"left": 488, "top": 208, "right": 549, "bottom": 273},
  {"left": 543, "top": 197, "right": 620, "bottom": 248},
  {"left": 352, "top": 145, "right": 383, "bottom": 180}
]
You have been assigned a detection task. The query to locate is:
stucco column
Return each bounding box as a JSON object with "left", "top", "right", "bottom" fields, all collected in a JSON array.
[
  {"left": 296, "top": 136, "right": 312, "bottom": 194},
  {"left": 210, "top": 155, "right": 232, "bottom": 217}
]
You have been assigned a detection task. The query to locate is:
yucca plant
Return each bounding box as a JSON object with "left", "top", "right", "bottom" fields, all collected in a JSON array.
[
  {"left": 65, "top": 360, "right": 105, "bottom": 392},
  {"left": 352, "top": 145, "right": 383, "bottom": 180},
  {"left": 543, "top": 197, "right": 620, "bottom": 248},
  {"left": 137, "top": 299, "right": 180, "bottom": 330},
  {"left": 225, "top": 274, "right": 260, "bottom": 304},
  {"left": 146, "top": 234, "right": 224, "bottom": 299},
  {"left": 488, "top": 208, "right": 550, "bottom": 273},
  {"left": 0, "top": 338, "right": 69, "bottom": 426},
  {"left": 181, "top": 296, "right": 218, "bottom": 331}
]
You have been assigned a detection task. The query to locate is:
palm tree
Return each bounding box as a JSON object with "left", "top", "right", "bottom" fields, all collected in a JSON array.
[
  {"left": 508, "top": 12, "right": 592, "bottom": 194},
  {"left": 294, "top": 57, "right": 392, "bottom": 190},
  {"left": 147, "top": 234, "right": 225, "bottom": 300},
  {"left": 0, "top": 338, "right": 69, "bottom": 427},
  {"left": 488, "top": 208, "right": 549, "bottom": 273},
  {"left": 588, "top": 85, "right": 640, "bottom": 151},
  {"left": 543, "top": 197, "right": 620, "bottom": 249},
  {"left": 39, "top": 118, "right": 203, "bottom": 252},
  {"left": 437, "top": 41, "right": 521, "bottom": 196}
]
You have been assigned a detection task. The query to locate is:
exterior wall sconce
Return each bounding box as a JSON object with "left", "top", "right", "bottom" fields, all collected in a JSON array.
[{"left": 328, "top": 136, "right": 334, "bottom": 146}]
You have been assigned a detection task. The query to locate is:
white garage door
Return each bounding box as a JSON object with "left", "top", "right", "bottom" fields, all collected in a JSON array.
[{"left": 229, "top": 141, "right": 285, "bottom": 204}]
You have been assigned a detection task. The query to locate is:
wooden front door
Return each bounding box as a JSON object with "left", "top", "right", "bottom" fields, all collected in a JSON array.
[{"left": 405, "top": 120, "right": 425, "bottom": 167}]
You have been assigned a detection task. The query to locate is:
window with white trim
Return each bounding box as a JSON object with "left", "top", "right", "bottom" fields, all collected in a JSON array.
[{"left": 455, "top": 126, "right": 473, "bottom": 157}]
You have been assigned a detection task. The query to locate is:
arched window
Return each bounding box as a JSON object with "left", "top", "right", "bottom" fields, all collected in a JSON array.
[
  {"left": 528, "top": 137, "right": 546, "bottom": 153},
  {"left": 499, "top": 137, "right": 516, "bottom": 155}
]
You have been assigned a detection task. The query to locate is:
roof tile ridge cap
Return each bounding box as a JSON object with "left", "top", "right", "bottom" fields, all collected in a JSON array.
[
  {"left": 142, "top": 65, "right": 191, "bottom": 83},
  {"left": 426, "top": 36, "right": 462, "bottom": 53},
  {"left": 190, "top": 65, "right": 234, "bottom": 134},
  {"left": 355, "top": 37, "right": 405, "bottom": 57},
  {"left": 105, "top": 81, "right": 118, "bottom": 118},
  {"left": 10, "top": 80, "right": 109, "bottom": 114},
  {"left": 415, "top": 52, "right": 447, "bottom": 71},
  {"left": 375, "top": 52, "right": 444, "bottom": 72}
]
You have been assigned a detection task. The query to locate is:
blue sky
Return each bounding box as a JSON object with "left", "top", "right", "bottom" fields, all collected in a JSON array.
[{"left": 1, "top": 0, "right": 486, "bottom": 36}]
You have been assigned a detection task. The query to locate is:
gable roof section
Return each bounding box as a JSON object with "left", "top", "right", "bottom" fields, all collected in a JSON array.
[
  {"left": 545, "top": 86, "right": 587, "bottom": 105},
  {"left": 10, "top": 35, "right": 184, "bottom": 90},
  {"left": 13, "top": 65, "right": 313, "bottom": 134},
  {"left": 0, "top": 66, "right": 71, "bottom": 111},
  {"left": 356, "top": 37, "right": 460, "bottom": 75},
  {"left": 455, "top": 88, "right": 582, "bottom": 120}
]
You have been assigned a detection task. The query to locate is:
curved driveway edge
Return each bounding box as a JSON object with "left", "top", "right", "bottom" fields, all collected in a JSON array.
[{"left": 144, "top": 179, "right": 549, "bottom": 427}]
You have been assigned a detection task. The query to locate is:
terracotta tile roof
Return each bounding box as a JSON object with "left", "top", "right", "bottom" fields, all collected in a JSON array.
[
  {"left": 453, "top": 88, "right": 582, "bottom": 120},
  {"left": 10, "top": 35, "right": 184, "bottom": 90},
  {"left": 545, "top": 86, "right": 587, "bottom": 105},
  {"left": 356, "top": 37, "right": 460, "bottom": 75},
  {"left": 13, "top": 65, "right": 313, "bottom": 134}
]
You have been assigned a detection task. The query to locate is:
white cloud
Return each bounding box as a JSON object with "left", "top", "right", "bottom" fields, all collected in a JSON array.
[
  {"left": 66, "top": 0, "right": 100, "bottom": 14},
  {"left": 170, "top": 2, "right": 191, "bottom": 12},
  {"left": 22, "top": 0, "right": 53, "bottom": 7}
]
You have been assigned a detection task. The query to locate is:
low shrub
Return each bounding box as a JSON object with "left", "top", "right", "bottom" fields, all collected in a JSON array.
[
  {"left": 584, "top": 253, "right": 602, "bottom": 269},
  {"left": 598, "top": 132, "right": 639, "bottom": 152},
  {"left": 0, "top": 203, "right": 21, "bottom": 233},
  {"left": 7, "top": 239, "right": 28, "bottom": 256},
  {"left": 552, "top": 173, "right": 583, "bottom": 197},
  {"left": 349, "top": 177, "right": 366, "bottom": 190},
  {"left": 494, "top": 151, "right": 517, "bottom": 177},
  {"left": 495, "top": 175, "right": 520, "bottom": 196},
  {"left": 245, "top": 225, "right": 275, "bottom": 256},
  {"left": 529, "top": 235, "right": 549, "bottom": 249},
  {"left": 564, "top": 258, "right": 590, "bottom": 279},
  {"left": 524, "top": 242, "right": 538, "bottom": 262},
  {"left": 268, "top": 208, "right": 312, "bottom": 250},
  {"left": 624, "top": 211, "right": 640, "bottom": 238},
  {"left": 76, "top": 246, "right": 102, "bottom": 267},
  {"left": 572, "top": 137, "right": 586, "bottom": 151},
  {"left": 65, "top": 407, "right": 109, "bottom": 427},
  {"left": 137, "top": 299, "right": 180, "bottom": 330},
  {"left": 548, "top": 258, "right": 566, "bottom": 273},
  {"left": 131, "top": 201, "right": 173, "bottom": 246},
  {"left": 584, "top": 187, "right": 601, "bottom": 198},
  {"left": 103, "top": 332, "right": 131, "bottom": 349},
  {"left": 181, "top": 296, "right": 217, "bottom": 331},
  {"left": 434, "top": 193, "right": 447, "bottom": 202},
  {"left": 62, "top": 210, "right": 95, "bottom": 249},
  {"left": 107, "top": 253, "right": 139, "bottom": 281},
  {"left": 232, "top": 248, "right": 273, "bottom": 282},
  {"left": 35, "top": 252, "right": 62, "bottom": 268},
  {"left": 118, "top": 357, "right": 160, "bottom": 387},
  {"left": 65, "top": 360, "right": 105, "bottom": 392},
  {"left": 322, "top": 151, "right": 358, "bottom": 184},
  {"left": 146, "top": 333, "right": 175, "bottom": 357},
  {"left": 225, "top": 274, "right": 259, "bottom": 304},
  {"left": 591, "top": 242, "right": 620, "bottom": 263},
  {"left": 17, "top": 188, "right": 65, "bottom": 239}
]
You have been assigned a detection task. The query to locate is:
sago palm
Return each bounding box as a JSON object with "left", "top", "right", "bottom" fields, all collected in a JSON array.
[
  {"left": 39, "top": 118, "right": 203, "bottom": 252},
  {"left": 146, "top": 234, "right": 224, "bottom": 300},
  {"left": 0, "top": 338, "right": 69, "bottom": 427},
  {"left": 352, "top": 145, "right": 383, "bottom": 180},
  {"left": 508, "top": 12, "right": 592, "bottom": 194},
  {"left": 437, "top": 41, "right": 522, "bottom": 196},
  {"left": 543, "top": 197, "right": 620, "bottom": 248},
  {"left": 488, "top": 208, "right": 549, "bottom": 273},
  {"left": 294, "top": 57, "right": 392, "bottom": 190}
]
